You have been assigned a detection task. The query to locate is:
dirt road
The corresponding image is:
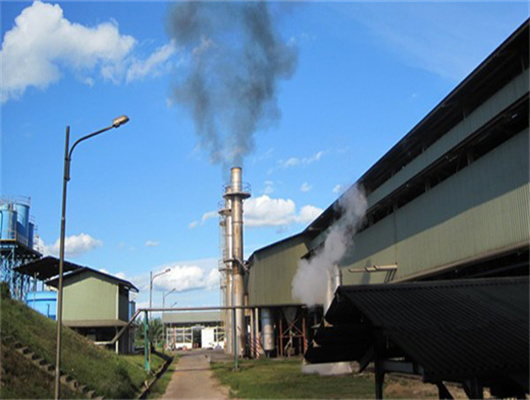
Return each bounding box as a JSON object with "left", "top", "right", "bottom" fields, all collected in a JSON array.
[{"left": 160, "top": 351, "right": 229, "bottom": 399}]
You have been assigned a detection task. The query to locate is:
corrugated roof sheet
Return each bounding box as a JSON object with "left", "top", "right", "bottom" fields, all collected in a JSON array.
[
  {"left": 14, "top": 256, "right": 82, "bottom": 280},
  {"left": 307, "top": 277, "right": 529, "bottom": 393},
  {"left": 46, "top": 267, "right": 139, "bottom": 293}
]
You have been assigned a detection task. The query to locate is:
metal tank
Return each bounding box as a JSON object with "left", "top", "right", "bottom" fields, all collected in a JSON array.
[
  {"left": 261, "top": 308, "right": 275, "bottom": 353},
  {"left": 0, "top": 208, "right": 17, "bottom": 240},
  {"left": 14, "top": 202, "right": 30, "bottom": 244},
  {"left": 28, "top": 222, "right": 35, "bottom": 249},
  {"left": 26, "top": 291, "right": 57, "bottom": 320}
]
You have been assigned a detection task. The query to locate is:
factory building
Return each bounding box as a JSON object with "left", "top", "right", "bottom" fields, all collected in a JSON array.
[
  {"left": 162, "top": 311, "right": 224, "bottom": 350},
  {"left": 226, "top": 19, "right": 529, "bottom": 396},
  {"left": 16, "top": 256, "right": 138, "bottom": 354}
]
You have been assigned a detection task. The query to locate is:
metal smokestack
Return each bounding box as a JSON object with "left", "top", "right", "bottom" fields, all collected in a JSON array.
[
  {"left": 223, "top": 167, "right": 250, "bottom": 357},
  {"left": 219, "top": 194, "right": 233, "bottom": 354}
]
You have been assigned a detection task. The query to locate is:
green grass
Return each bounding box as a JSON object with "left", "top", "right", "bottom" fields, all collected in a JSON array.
[
  {"left": 212, "top": 358, "right": 440, "bottom": 399},
  {"left": 145, "top": 356, "right": 179, "bottom": 399},
  {"left": 122, "top": 353, "right": 166, "bottom": 373},
  {"left": 1, "top": 294, "right": 166, "bottom": 399},
  {"left": 212, "top": 358, "right": 375, "bottom": 399},
  {"left": 1, "top": 341, "right": 84, "bottom": 399}
]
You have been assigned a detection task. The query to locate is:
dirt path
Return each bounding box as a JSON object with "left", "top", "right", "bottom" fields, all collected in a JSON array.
[{"left": 159, "top": 351, "right": 230, "bottom": 399}]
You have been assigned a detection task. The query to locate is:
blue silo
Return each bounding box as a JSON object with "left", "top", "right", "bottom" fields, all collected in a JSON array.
[
  {"left": 26, "top": 291, "right": 57, "bottom": 320},
  {"left": 14, "top": 202, "right": 29, "bottom": 245},
  {"left": 0, "top": 208, "right": 17, "bottom": 240},
  {"left": 28, "top": 222, "right": 35, "bottom": 249}
]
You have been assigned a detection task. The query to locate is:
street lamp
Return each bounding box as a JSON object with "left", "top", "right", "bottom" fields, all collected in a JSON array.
[
  {"left": 162, "top": 289, "right": 176, "bottom": 350},
  {"left": 54, "top": 115, "right": 129, "bottom": 400},
  {"left": 162, "top": 288, "right": 177, "bottom": 309},
  {"left": 149, "top": 268, "right": 171, "bottom": 309},
  {"left": 145, "top": 267, "right": 171, "bottom": 371}
]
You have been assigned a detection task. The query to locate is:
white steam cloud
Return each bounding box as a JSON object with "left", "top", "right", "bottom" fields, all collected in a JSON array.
[{"left": 292, "top": 186, "right": 367, "bottom": 307}]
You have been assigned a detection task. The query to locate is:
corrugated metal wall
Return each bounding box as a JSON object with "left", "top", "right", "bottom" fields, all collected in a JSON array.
[
  {"left": 368, "top": 71, "right": 528, "bottom": 209},
  {"left": 248, "top": 235, "right": 308, "bottom": 306},
  {"left": 342, "top": 128, "right": 529, "bottom": 285},
  {"left": 63, "top": 273, "right": 118, "bottom": 321}
]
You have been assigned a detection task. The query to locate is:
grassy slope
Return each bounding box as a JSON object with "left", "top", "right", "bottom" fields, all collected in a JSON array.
[
  {"left": 1, "top": 296, "right": 162, "bottom": 399},
  {"left": 1, "top": 341, "right": 84, "bottom": 399}
]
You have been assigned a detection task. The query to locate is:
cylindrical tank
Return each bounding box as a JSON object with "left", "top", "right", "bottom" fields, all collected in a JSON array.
[
  {"left": 28, "top": 222, "right": 35, "bottom": 249},
  {"left": 0, "top": 209, "right": 17, "bottom": 240},
  {"left": 14, "top": 202, "right": 29, "bottom": 244},
  {"left": 261, "top": 308, "right": 275, "bottom": 352},
  {"left": 26, "top": 291, "right": 57, "bottom": 320}
]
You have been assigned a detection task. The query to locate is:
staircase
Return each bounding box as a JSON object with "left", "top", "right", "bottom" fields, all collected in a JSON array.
[{"left": 9, "top": 338, "right": 103, "bottom": 400}]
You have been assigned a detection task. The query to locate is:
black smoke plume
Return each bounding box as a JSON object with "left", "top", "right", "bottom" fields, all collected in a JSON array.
[{"left": 167, "top": 2, "right": 298, "bottom": 168}]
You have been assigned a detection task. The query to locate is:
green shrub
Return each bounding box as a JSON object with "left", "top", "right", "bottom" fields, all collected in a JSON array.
[{"left": 1, "top": 282, "right": 11, "bottom": 300}]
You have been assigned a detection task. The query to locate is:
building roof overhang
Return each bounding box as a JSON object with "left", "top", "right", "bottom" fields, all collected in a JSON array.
[{"left": 306, "top": 276, "right": 529, "bottom": 398}]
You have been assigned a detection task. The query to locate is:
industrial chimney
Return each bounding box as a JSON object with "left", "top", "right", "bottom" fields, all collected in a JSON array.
[{"left": 223, "top": 167, "right": 250, "bottom": 357}]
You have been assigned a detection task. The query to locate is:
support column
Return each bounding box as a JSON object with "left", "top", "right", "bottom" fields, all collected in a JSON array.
[{"left": 144, "top": 310, "right": 150, "bottom": 372}]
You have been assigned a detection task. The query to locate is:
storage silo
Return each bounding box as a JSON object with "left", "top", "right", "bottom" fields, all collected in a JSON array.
[
  {"left": 0, "top": 207, "right": 17, "bottom": 240},
  {"left": 26, "top": 291, "right": 57, "bottom": 320},
  {"left": 14, "top": 202, "right": 29, "bottom": 245},
  {"left": 28, "top": 222, "right": 35, "bottom": 249}
]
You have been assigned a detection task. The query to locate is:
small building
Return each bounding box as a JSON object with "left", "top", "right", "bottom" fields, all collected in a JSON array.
[
  {"left": 16, "top": 256, "right": 138, "bottom": 354},
  {"left": 162, "top": 311, "right": 224, "bottom": 350}
]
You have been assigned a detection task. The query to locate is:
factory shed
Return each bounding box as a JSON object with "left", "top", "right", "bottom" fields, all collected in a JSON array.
[
  {"left": 162, "top": 311, "right": 224, "bottom": 350},
  {"left": 306, "top": 277, "right": 529, "bottom": 399},
  {"left": 245, "top": 233, "right": 312, "bottom": 358},
  {"left": 247, "top": 232, "right": 309, "bottom": 306},
  {"left": 305, "top": 19, "right": 529, "bottom": 285},
  {"left": 30, "top": 260, "right": 139, "bottom": 354}
]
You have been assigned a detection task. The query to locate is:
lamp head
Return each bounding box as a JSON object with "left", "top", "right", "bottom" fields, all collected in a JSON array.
[{"left": 112, "top": 115, "right": 129, "bottom": 128}]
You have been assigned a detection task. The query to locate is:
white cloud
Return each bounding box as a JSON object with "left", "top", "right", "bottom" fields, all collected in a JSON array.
[
  {"left": 1, "top": 1, "right": 136, "bottom": 102},
  {"left": 277, "top": 151, "right": 324, "bottom": 170},
  {"left": 141, "top": 263, "right": 220, "bottom": 293},
  {"left": 189, "top": 210, "right": 217, "bottom": 229},
  {"left": 126, "top": 41, "right": 176, "bottom": 83},
  {"left": 333, "top": 184, "right": 344, "bottom": 194},
  {"left": 145, "top": 240, "right": 160, "bottom": 247},
  {"left": 300, "top": 182, "right": 312, "bottom": 193},
  {"left": 43, "top": 233, "right": 103, "bottom": 258},
  {"left": 201, "top": 211, "right": 217, "bottom": 223},
  {"left": 115, "top": 272, "right": 127, "bottom": 280},
  {"left": 244, "top": 195, "right": 322, "bottom": 228},
  {"left": 297, "top": 205, "right": 322, "bottom": 224},
  {"left": 263, "top": 180, "right": 275, "bottom": 195}
]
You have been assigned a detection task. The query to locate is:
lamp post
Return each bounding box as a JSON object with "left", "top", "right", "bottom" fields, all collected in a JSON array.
[
  {"left": 145, "top": 268, "right": 171, "bottom": 371},
  {"left": 162, "top": 288, "right": 176, "bottom": 309},
  {"left": 162, "top": 289, "right": 176, "bottom": 350},
  {"left": 149, "top": 268, "right": 171, "bottom": 309},
  {"left": 54, "top": 115, "right": 129, "bottom": 400}
]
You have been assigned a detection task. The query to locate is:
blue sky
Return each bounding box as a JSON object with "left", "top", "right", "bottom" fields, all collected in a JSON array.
[{"left": 1, "top": 1, "right": 528, "bottom": 309}]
